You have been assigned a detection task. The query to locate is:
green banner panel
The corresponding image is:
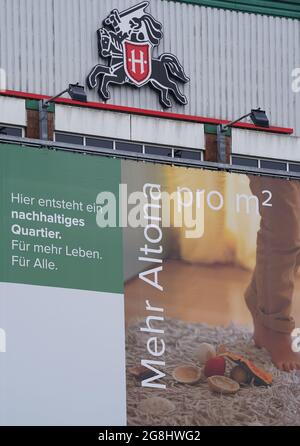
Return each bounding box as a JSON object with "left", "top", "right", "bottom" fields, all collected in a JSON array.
[{"left": 0, "top": 143, "right": 123, "bottom": 294}]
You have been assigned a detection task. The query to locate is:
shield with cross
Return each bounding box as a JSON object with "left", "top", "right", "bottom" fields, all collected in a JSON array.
[{"left": 123, "top": 40, "right": 152, "bottom": 86}]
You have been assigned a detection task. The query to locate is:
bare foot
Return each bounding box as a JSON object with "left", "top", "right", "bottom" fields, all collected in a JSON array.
[
  {"left": 252, "top": 313, "right": 300, "bottom": 371},
  {"left": 245, "top": 293, "right": 300, "bottom": 371}
]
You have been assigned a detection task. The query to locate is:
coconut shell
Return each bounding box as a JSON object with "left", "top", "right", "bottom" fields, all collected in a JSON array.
[
  {"left": 208, "top": 375, "right": 240, "bottom": 394},
  {"left": 230, "top": 365, "right": 251, "bottom": 384},
  {"left": 172, "top": 364, "right": 202, "bottom": 384}
]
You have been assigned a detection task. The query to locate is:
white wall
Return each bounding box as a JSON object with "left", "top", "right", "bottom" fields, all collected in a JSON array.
[
  {"left": 131, "top": 115, "right": 204, "bottom": 149},
  {"left": 55, "top": 105, "right": 131, "bottom": 140},
  {"left": 55, "top": 104, "right": 205, "bottom": 149},
  {"left": 232, "top": 129, "right": 300, "bottom": 162},
  {"left": 0, "top": 96, "right": 26, "bottom": 127}
]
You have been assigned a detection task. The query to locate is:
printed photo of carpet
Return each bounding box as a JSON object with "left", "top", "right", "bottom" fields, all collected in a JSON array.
[{"left": 126, "top": 319, "right": 300, "bottom": 426}]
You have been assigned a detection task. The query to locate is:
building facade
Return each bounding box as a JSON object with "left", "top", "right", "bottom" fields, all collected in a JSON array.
[
  {"left": 1, "top": 1, "right": 300, "bottom": 427},
  {"left": 0, "top": 0, "right": 300, "bottom": 172}
]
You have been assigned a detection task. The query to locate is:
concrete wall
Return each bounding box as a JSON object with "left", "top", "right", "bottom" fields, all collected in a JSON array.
[
  {"left": 232, "top": 128, "right": 300, "bottom": 162},
  {"left": 55, "top": 104, "right": 205, "bottom": 149}
]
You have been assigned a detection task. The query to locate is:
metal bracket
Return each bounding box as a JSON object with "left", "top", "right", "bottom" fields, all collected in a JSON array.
[
  {"left": 216, "top": 124, "right": 227, "bottom": 164},
  {"left": 38, "top": 100, "right": 49, "bottom": 140}
]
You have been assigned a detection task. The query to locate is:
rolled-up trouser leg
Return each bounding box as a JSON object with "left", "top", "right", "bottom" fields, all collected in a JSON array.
[{"left": 245, "top": 176, "right": 300, "bottom": 334}]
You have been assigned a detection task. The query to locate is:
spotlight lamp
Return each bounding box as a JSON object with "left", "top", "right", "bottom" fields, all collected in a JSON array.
[
  {"left": 39, "top": 83, "right": 87, "bottom": 140},
  {"left": 68, "top": 83, "right": 87, "bottom": 103},
  {"left": 249, "top": 108, "right": 269, "bottom": 128},
  {"left": 221, "top": 108, "right": 270, "bottom": 133},
  {"left": 217, "top": 108, "right": 270, "bottom": 163}
]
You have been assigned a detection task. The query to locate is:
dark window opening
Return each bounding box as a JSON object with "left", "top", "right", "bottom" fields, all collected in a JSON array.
[
  {"left": 288, "top": 163, "right": 300, "bottom": 173},
  {"left": 55, "top": 133, "right": 84, "bottom": 146},
  {"left": 174, "top": 149, "right": 202, "bottom": 160},
  {"left": 260, "top": 159, "right": 287, "bottom": 171},
  {"left": 115, "top": 141, "right": 142, "bottom": 153},
  {"left": 231, "top": 156, "right": 258, "bottom": 168},
  {"left": 86, "top": 138, "right": 113, "bottom": 150},
  {"left": 0, "top": 126, "right": 23, "bottom": 137},
  {"left": 145, "top": 145, "right": 172, "bottom": 157}
]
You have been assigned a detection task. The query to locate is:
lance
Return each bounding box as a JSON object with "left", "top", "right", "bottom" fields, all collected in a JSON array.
[
  {"left": 119, "top": 2, "right": 149, "bottom": 18},
  {"left": 104, "top": 2, "right": 149, "bottom": 26}
]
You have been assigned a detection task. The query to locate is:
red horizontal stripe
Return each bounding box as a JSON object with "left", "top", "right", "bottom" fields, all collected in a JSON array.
[{"left": 0, "top": 89, "right": 293, "bottom": 135}]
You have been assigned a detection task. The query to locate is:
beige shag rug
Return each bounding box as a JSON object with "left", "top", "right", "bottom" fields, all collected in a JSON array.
[{"left": 126, "top": 319, "right": 300, "bottom": 426}]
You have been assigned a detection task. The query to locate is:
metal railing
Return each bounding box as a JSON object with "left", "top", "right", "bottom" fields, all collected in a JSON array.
[{"left": 1, "top": 133, "right": 300, "bottom": 180}]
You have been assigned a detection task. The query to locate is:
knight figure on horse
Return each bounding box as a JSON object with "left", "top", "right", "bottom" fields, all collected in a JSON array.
[{"left": 87, "top": 2, "right": 189, "bottom": 108}]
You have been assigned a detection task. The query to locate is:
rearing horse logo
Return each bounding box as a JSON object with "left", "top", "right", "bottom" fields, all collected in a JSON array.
[{"left": 87, "top": 1, "right": 189, "bottom": 108}]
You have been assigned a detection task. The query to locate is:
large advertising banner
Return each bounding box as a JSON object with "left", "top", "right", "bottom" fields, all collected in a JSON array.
[
  {"left": 0, "top": 143, "right": 300, "bottom": 426},
  {"left": 123, "top": 160, "right": 300, "bottom": 426}
]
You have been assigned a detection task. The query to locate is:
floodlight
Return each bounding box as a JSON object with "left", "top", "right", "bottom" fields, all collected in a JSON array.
[
  {"left": 250, "top": 108, "right": 269, "bottom": 128},
  {"left": 217, "top": 108, "right": 270, "bottom": 163},
  {"left": 39, "top": 83, "right": 87, "bottom": 139}
]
